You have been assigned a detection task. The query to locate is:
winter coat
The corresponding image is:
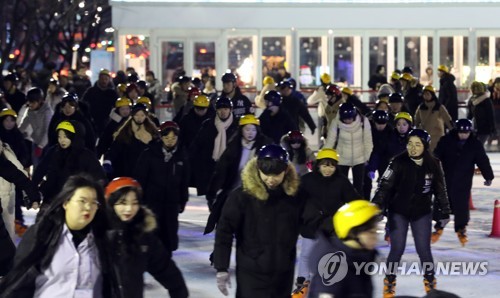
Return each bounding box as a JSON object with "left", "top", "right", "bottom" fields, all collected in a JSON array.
[
  {"left": 214, "top": 158, "right": 302, "bottom": 280},
  {"left": 467, "top": 93, "right": 496, "bottom": 136},
  {"left": 404, "top": 80, "right": 423, "bottom": 116},
  {"left": 259, "top": 108, "right": 298, "bottom": 144},
  {"left": 366, "top": 123, "right": 394, "bottom": 174},
  {"left": 371, "top": 153, "right": 451, "bottom": 220},
  {"left": 171, "top": 82, "right": 188, "bottom": 115},
  {"left": 385, "top": 130, "right": 409, "bottom": 162},
  {"left": 325, "top": 114, "right": 373, "bottom": 166},
  {"left": 347, "top": 94, "right": 371, "bottom": 117},
  {"left": 308, "top": 233, "right": 376, "bottom": 298},
  {"left": 105, "top": 208, "right": 188, "bottom": 298},
  {"left": 255, "top": 83, "right": 275, "bottom": 109},
  {"left": 106, "top": 135, "right": 152, "bottom": 179},
  {"left": 300, "top": 171, "right": 360, "bottom": 238},
  {"left": 222, "top": 87, "right": 253, "bottom": 118},
  {"left": 178, "top": 107, "right": 215, "bottom": 149},
  {"left": 45, "top": 88, "right": 67, "bottom": 111},
  {"left": 81, "top": 83, "right": 119, "bottom": 135},
  {"left": 147, "top": 79, "right": 164, "bottom": 105},
  {"left": 438, "top": 73, "right": 458, "bottom": 121},
  {"left": 5, "top": 89, "right": 26, "bottom": 114},
  {"left": 189, "top": 117, "right": 238, "bottom": 195},
  {"left": 33, "top": 144, "right": 106, "bottom": 204},
  {"left": 368, "top": 73, "right": 387, "bottom": 90},
  {"left": 434, "top": 130, "right": 494, "bottom": 204},
  {"left": 281, "top": 94, "right": 317, "bottom": 132},
  {"left": 280, "top": 135, "right": 316, "bottom": 176},
  {"left": 204, "top": 132, "right": 273, "bottom": 234},
  {"left": 0, "top": 126, "right": 30, "bottom": 167},
  {"left": 47, "top": 109, "right": 97, "bottom": 151},
  {"left": 96, "top": 117, "right": 128, "bottom": 159},
  {"left": 134, "top": 141, "right": 189, "bottom": 251},
  {"left": 414, "top": 100, "right": 453, "bottom": 152},
  {"left": 307, "top": 86, "right": 328, "bottom": 118},
  {"left": 18, "top": 102, "right": 53, "bottom": 148}
]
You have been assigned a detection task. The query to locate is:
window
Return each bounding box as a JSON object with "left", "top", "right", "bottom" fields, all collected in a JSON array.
[
  {"left": 161, "top": 41, "right": 184, "bottom": 86},
  {"left": 193, "top": 42, "right": 216, "bottom": 79},
  {"left": 228, "top": 37, "right": 255, "bottom": 87},
  {"left": 262, "top": 37, "right": 287, "bottom": 82},
  {"left": 334, "top": 37, "right": 356, "bottom": 85},
  {"left": 299, "top": 37, "right": 322, "bottom": 87}
]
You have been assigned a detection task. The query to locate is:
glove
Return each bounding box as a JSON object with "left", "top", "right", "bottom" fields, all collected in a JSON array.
[
  {"left": 103, "top": 163, "right": 113, "bottom": 175},
  {"left": 311, "top": 128, "right": 315, "bottom": 135},
  {"left": 34, "top": 146, "right": 43, "bottom": 158},
  {"left": 484, "top": 180, "right": 492, "bottom": 186},
  {"left": 216, "top": 271, "right": 231, "bottom": 296},
  {"left": 367, "top": 171, "right": 376, "bottom": 180}
]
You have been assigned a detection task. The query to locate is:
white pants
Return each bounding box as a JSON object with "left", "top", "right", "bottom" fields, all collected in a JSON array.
[{"left": 297, "top": 237, "right": 318, "bottom": 280}]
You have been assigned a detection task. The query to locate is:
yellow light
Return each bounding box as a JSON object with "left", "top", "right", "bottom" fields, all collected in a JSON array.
[
  {"left": 9, "top": 54, "right": 15, "bottom": 59},
  {"left": 107, "top": 46, "right": 115, "bottom": 52},
  {"left": 199, "top": 48, "right": 207, "bottom": 54}
]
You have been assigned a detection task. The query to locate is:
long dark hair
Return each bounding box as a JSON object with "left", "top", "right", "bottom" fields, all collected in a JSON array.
[
  {"left": 0, "top": 174, "right": 107, "bottom": 292},
  {"left": 114, "top": 116, "right": 158, "bottom": 144}
]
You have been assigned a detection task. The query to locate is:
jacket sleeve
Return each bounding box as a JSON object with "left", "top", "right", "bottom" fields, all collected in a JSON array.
[
  {"left": 440, "top": 106, "right": 454, "bottom": 130},
  {"left": 432, "top": 160, "right": 451, "bottom": 215},
  {"left": 486, "top": 99, "right": 497, "bottom": 134},
  {"left": 180, "top": 152, "right": 190, "bottom": 209},
  {"left": 133, "top": 151, "right": 151, "bottom": 203},
  {"left": 371, "top": 159, "right": 398, "bottom": 209},
  {"left": 363, "top": 117, "right": 373, "bottom": 163},
  {"left": 213, "top": 192, "right": 243, "bottom": 271},
  {"left": 207, "top": 150, "right": 231, "bottom": 200},
  {"left": 474, "top": 142, "right": 494, "bottom": 181},
  {"left": 324, "top": 116, "right": 339, "bottom": 148},
  {"left": 0, "top": 156, "right": 41, "bottom": 204},
  {"left": 297, "top": 102, "right": 317, "bottom": 131}
]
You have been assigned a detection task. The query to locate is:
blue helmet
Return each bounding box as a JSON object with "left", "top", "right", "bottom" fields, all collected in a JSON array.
[
  {"left": 455, "top": 119, "right": 473, "bottom": 132},
  {"left": 372, "top": 110, "right": 389, "bottom": 124},
  {"left": 338, "top": 102, "right": 357, "bottom": 121},
  {"left": 61, "top": 92, "right": 79, "bottom": 104},
  {"left": 215, "top": 96, "right": 233, "bottom": 109},
  {"left": 408, "top": 129, "right": 431, "bottom": 149},
  {"left": 257, "top": 144, "right": 289, "bottom": 164},
  {"left": 264, "top": 90, "right": 282, "bottom": 106},
  {"left": 277, "top": 79, "right": 294, "bottom": 90}
]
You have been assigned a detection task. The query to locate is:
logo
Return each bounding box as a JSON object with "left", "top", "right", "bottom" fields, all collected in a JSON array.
[{"left": 317, "top": 251, "right": 348, "bottom": 286}]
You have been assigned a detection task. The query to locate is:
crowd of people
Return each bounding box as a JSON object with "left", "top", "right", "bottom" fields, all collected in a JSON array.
[{"left": 0, "top": 63, "right": 497, "bottom": 298}]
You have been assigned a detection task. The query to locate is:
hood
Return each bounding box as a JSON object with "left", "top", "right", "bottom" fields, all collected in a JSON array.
[
  {"left": 241, "top": 158, "right": 299, "bottom": 201},
  {"left": 279, "top": 134, "right": 309, "bottom": 151},
  {"left": 141, "top": 207, "right": 157, "bottom": 233},
  {"left": 440, "top": 73, "right": 456, "bottom": 83}
]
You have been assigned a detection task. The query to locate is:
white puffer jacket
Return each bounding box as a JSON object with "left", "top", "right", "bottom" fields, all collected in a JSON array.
[{"left": 325, "top": 114, "right": 373, "bottom": 166}]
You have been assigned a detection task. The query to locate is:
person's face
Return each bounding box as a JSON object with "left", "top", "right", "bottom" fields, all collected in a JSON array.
[
  {"left": 258, "top": 170, "right": 286, "bottom": 190},
  {"left": 133, "top": 110, "right": 147, "bottom": 125},
  {"left": 278, "top": 68, "right": 286, "bottom": 76},
  {"left": 146, "top": 74, "right": 154, "bottom": 83},
  {"left": 407, "top": 136, "right": 425, "bottom": 157},
  {"left": 357, "top": 226, "right": 378, "bottom": 250},
  {"left": 62, "top": 102, "right": 76, "bottom": 116},
  {"left": 216, "top": 108, "right": 231, "bottom": 120},
  {"left": 98, "top": 74, "right": 110, "bottom": 88},
  {"left": 396, "top": 119, "right": 410, "bottom": 134},
  {"left": 3, "top": 81, "right": 13, "bottom": 91},
  {"left": 458, "top": 131, "right": 471, "bottom": 141},
  {"left": 280, "top": 87, "right": 292, "bottom": 97},
  {"left": 113, "top": 191, "right": 140, "bottom": 222},
  {"left": 342, "top": 118, "right": 354, "bottom": 124},
  {"left": 437, "top": 70, "right": 444, "bottom": 78},
  {"left": 290, "top": 141, "right": 301, "bottom": 149},
  {"left": 376, "top": 102, "right": 390, "bottom": 112},
  {"left": 118, "top": 106, "right": 131, "bottom": 118},
  {"left": 47, "top": 84, "right": 57, "bottom": 94},
  {"left": 423, "top": 91, "right": 433, "bottom": 101},
  {"left": 495, "top": 82, "right": 500, "bottom": 90},
  {"left": 390, "top": 102, "right": 403, "bottom": 113},
  {"left": 2, "top": 116, "right": 16, "bottom": 130},
  {"left": 161, "top": 131, "right": 178, "bottom": 148},
  {"left": 127, "top": 90, "right": 138, "bottom": 100},
  {"left": 319, "top": 163, "right": 336, "bottom": 177},
  {"left": 63, "top": 187, "right": 99, "bottom": 230},
  {"left": 375, "top": 123, "right": 387, "bottom": 131},
  {"left": 194, "top": 107, "right": 207, "bottom": 117},
  {"left": 242, "top": 125, "right": 257, "bottom": 142},
  {"left": 222, "top": 82, "right": 235, "bottom": 94},
  {"left": 58, "top": 130, "right": 72, "bottom": 149},
  {"left": 28, "top": 100, "right": 41, "bottom": 111},
  {"left": 379, "top": 67, "right": 386, "bottom": 75},
  {"left": 266, "top": 101, "right": 279, "bottom": 114},
  {"left": 426, "top": 68, "right": 433, "bottom": 75}
]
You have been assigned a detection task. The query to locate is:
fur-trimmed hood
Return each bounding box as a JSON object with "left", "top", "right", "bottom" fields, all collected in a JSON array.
[
  {"left": 240, "top": 158, "right": 300, "bottom": 201},
  {"left": 141, "top": 207, "right": 157, "bottom": 233}
]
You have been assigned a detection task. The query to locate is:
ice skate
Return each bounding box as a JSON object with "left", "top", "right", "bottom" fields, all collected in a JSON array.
[
  {"left": 457, "top": 229, "right": 468, "bottom": 246},
  {"left": 431, "top": 228, "right": 443, "bottom": 244},
  {"left": 383, "top": 276, "right": 396, "bottom": 298},
  {"left": 424, "top": 276, "right": 436, "bottom": 293},
  {"left": 291, "top": 277, "right": 310, "bottom": 298},
  {"left": 15, "top": 220, "right": 28, "bottom": 237}
]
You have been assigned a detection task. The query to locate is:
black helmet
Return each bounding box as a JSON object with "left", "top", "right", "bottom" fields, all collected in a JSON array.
[
  {"left": 178, "top": 75, "right": 191, "bottom": 83},
  {"left": 191, "top": 77, "right": 202, "bottom": 87},
  {"left": 127, "top": 73, "right": 139, "bottom": 83},
  {"left": 3, "top": 73, "right": 18, "bottom": 82},
  {"left": 402, "top": 66, "right": 414, "bottom": 74},
  {"left": 372, "top": 110, "right": 389, "bottom": 124},
  {"left": 263, "top": 90, "right": 282, "bottom": 106},
  {"left": 27, "top": 87, "right": 45, "bottom": 102},
  {"left": 455, "top": 119, "right": 473, "bottom": 132},
  {"left": 257, "top": 144, "right": 289, "bottom": 164},
  {"left": 215, "top": 96, "right": 233, "bottom": 109},
  {"left": 277, "top": 79, "right": 294, "bottom": 90},
  {"left": 221, "top": 73, "right": 237, "bottom": 83},
  {"left": 338, "top": 102, "right": 357, "bottom": 121},
  {"left": 287, "top": 78, "right": 297, "bottom": 90},
  {"left": 408, "top": 129, "right": 431, "bottom": 149},
  {"left": 136, "top": 80, "right": 148, "bottom": 90},
  {"left": 131, "top": 103, "right": 149, "bottom": 114},
  {"left": 389, "top": 93, "right": 404, "bottom": 103},
  {"left": 61, "top": 92, "right": 79, "bottom": 104}
]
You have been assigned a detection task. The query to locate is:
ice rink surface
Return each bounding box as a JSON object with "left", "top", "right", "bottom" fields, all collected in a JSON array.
[{"left": 21, "top": 152, "right": 500, "bottom": 297}]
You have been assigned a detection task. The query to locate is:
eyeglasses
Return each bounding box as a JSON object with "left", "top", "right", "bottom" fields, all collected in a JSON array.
[{"left": 72, "top": 198, "right": 100, "bottom": 209}]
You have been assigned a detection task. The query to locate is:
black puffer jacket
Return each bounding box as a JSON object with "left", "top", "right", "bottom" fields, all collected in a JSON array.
[
  {"left": 281, "top": 94, "right": 317, "bottom": 132},
  {"left": 371, "top": 152, "right": 451, "bottom": 220},
  {"left": 438, "top": 73, "right": 458, "bottom": 121},
  {"left": 222, "top": 87, "right": 252, "bottom": 118},
  {"left": 178, "top": 107, "right": 214, "bottom": 149},
  {"left": 467, "top": 94, "right": 496, "bottom": 136},
  {"left": 259, "top": 109, "right": 298, "bottom": 144},
  {"left": 214, "top": 158, "right": 302, "bottom": 275}
]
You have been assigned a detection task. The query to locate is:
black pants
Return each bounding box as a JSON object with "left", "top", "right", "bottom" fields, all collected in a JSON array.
[
  {"left": 156, "top": 205, "right": 180, "bottom": 252},
  {"left": 448, "top": 190, "right": 470, "bottom": 232},
  {"left": 236, "top": 267, "right": 294, "bottom": 298},
  {"left": 0, "top": 214, "right": 15, "bottom": 276},
  {"left": 339, "top": 163, "right": 365, "bottom": 198}
]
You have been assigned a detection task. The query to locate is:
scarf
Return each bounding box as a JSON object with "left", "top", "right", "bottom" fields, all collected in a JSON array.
[
  {"left": 470, "top": 93, "right": 488, "bottom": 106},
  {"left": 162, "top": 146, "right": 177, "bottom": 163},
  {"left": 212, "top": 114, "right": 233, "bottom": 161},
  {"left": 132, "top": 121, "right": 152, "bottom": 144}
]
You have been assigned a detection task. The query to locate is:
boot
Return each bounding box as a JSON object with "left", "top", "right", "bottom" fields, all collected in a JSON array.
[
  {"left": 383, "top": 276, "right": 396, "bottom": 298},
  {"left": 457, "top": 229, "right": 468, "bottom": 247},
  {"left": 424, "top": 276, "right": 436, "bottom": 293},
  {"left": 291, "top": 277, "right": 310, "bottom": 298},
  {"left": 431, "top": 228, "right": 443, "bottom": 244},
  {"left": 15, "top": 220, "right": 28, "bottom": 237}
]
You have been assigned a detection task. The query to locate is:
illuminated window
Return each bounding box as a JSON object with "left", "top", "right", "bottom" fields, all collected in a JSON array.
[
  {"left": 334, "top": 37, "right": 356, "bottom": 85},
  {"left": 262, "top": 37, "right": 287, "bottom": 82},
  {"left": 228, "top": 37, "right": 255, "bottom": 87},
  {"left": 161, "top": 41, "right": 184, "bottom": 85},
  {"left": 194, "top": 42, "right": 216, "bottom": 79},
  {"left": 299, "top": 37, "right": 322, "bottom": 87}
]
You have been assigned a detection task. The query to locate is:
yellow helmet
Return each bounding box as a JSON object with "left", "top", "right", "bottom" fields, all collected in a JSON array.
[
  {"left": 391, "top": 71, "right": 401, "bottom": 80},
  {"left": 341, "top": 87, "right": 353, "bottom": 96},
  {"left": 193, "top": 95, "right": 210, "bottom": 108},
  {"left": 239, "top": 114, "right": 260, "bottom": 126},
  {"left": 394, "top": 112, "right": 413, "bottom": 124},
  {"left": 117, "top": 83, "right": 127, "bottom": 94},
  {"left": 115, "top": 97, "right": 132, "bottom": 108},
  {"left": 0, "top": 108, "right": 17, "bottom": 118},
  {"left": 316, "top": 148, "right": 339, "bottom": 162},
  {"left": 437, "top": 64, "right": 449, "bottom": 73},
  {"left": 423, "top": 85, "right": 436, "bottom": 94},
  {"left": 333, "top": 200, "right": 381, "bottom": 240},
  {"left": 56, "top": 121, "right": 76, "bottom": 134},
  {"left": 400, "top": 73, "right": 413, "bottom": 81},
  {"left": 263, "top": 76, "right": 275, "bottom": 85},
  {"left": 137, "top": 96, "right": 152, "bottom": 107},
  {"left": 320, "top": 73, "right": 331, "bottom": 84}
]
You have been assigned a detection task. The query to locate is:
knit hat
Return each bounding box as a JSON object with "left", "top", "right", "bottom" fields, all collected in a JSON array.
[{"left": 377, "top": 84, "right": 394, "bottom": 99}]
